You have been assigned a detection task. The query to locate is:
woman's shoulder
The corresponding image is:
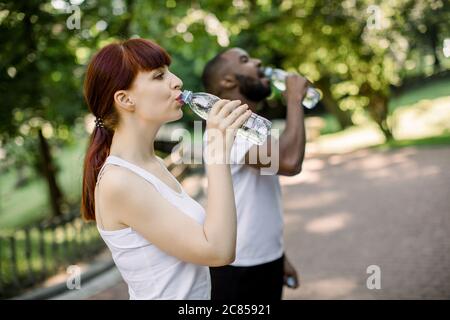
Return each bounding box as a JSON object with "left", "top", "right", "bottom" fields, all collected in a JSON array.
[
  {"left": 98, "top": 164, "right": 132, "bottom": 186},
  {"left": 97, "top": 165, "right": 162, "bottom": 201},
  {"left": 95, "top": 161, "right": 175, "bottom": 228},
  {"left": 97, "top": 164, "right": 150, "bottom": 199}
]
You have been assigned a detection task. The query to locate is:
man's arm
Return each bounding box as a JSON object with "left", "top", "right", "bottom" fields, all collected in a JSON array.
[{"left": 244, "top": 73, "right": 308, "bottom": 176}]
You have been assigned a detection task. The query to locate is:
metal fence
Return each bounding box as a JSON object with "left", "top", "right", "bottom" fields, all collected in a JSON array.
[{"left": 0, "top": 211, "right": 104, "bottom": 298}]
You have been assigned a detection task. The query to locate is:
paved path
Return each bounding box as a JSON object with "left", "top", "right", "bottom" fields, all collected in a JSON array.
[
  {"left": 282, "top": 146, "right": 450, "bottom": 299},
  {"left": 85, "top": 146, "right": 450, "bottom": 300}
]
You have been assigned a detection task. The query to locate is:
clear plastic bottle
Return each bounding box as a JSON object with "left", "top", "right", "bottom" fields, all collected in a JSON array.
[
  {"left": 180, "top": 90, "right": 271, "bottom": 145},
  {"left": 263, "top": 67, "right": 322, "bottom": 109}
]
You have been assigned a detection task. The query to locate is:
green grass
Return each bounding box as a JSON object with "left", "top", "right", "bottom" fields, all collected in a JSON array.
[
  {"left": 374, "top": 133, "right": 450, "bottom": 151},
  {"left": 0, "top": 138, "right": 88, "bottom": 231},
  {"left": 389, "top": 77, "right": 450, "bottom": 112},
  {"left": 319, "top": 114, "right": 342, "bottom": 135},
  {"left": 0, "top": 174, "right": 50, "bottom": 229}
]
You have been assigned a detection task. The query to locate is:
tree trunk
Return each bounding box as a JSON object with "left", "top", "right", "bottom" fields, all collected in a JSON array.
[
  {"left": 428, "top": 24, "right": 441, "bottom": 72},
  {"left": 316, "top": 78, "right": 354, "bottom": 129},
  {"left": 37, "top": 129, "right": 64, "bottom": 217},
  {"left": 367, "top": 94, "right": 394, "bottom": 142}
]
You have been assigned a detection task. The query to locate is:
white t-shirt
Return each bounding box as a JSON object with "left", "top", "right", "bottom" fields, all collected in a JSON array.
[{"left": 203, "top": 133, "right": 284, "bottom": 267}]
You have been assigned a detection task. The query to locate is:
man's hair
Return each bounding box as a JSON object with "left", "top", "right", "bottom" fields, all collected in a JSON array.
[{"left": 201, "top": 50, "right": 228, "bottom": 95}]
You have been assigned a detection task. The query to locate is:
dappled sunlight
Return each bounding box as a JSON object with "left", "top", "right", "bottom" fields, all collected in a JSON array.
[
  {"left": 304, "top": 158, "right": 326, "bottom": 171},
  {"left": 360, "top": 156, "right": 414, "bottom": 180},
  {"left": 279, "top": 169, "right": 322, "bottom": 186},
  {"left": 387, "top": 163, "right": 444, "bottom": 180},
  {"left": 327, "top": 148, "right": 372, "bottom": 165},
  {"left": 327, "top": 154, "right": 346, "bottom": 166},
  {"left": 305, "top": 212, "right": 351, "bottom": 234},
  {"left": 283, "top": 191, "right": 342, "bottom": 211},
  {"left": 284, "top": 212, "right": 304, "bottom": 226},
  {"left": 344, "top": 147, "right": 444, "bottom": 181},
  {"left": 288, "top": 277, "right": 358, "bottom": 299},
  {"left": 280, "top": 158, "right": 326, "bottom": 186},
  {"left": 421, "top": 165, "right": 441, "bottom": 177},
  {"left": 393, "top": 96, "right": 450, "bottom": 140},
  {"left": 311, "top": 123, "right": 385, "bottom": 154},
  {"left": 346, "top": 153, "right": 392, "bottom": 171},
  {"left": 343, "top": 148, "right": 415, "bottom": 172},
  {"left": 306, "top": 97, "right": 450, "bottom": 157},
  {"left": 363, "top": 168, "right": 393, "bottom": 179},
  {"left": 389, "top": 148, "right": 417, "bottom": 164}
]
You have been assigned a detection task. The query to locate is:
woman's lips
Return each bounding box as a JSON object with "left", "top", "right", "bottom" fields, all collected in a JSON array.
[
  {"left": 175, "top": 95, "right": 184, "bottom": 106},
  {"left": 175, "top": 93, "right": 183, "bottom": 104}
]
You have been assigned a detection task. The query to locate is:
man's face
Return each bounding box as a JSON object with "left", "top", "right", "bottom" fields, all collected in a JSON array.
[{"left": 222, "top": 48, "right": 272, "bottom": 102}]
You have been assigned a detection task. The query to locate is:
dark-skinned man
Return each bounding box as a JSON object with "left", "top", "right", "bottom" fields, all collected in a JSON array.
[{"left": 201, "top": 48, "right": 309, "bottom": 300}]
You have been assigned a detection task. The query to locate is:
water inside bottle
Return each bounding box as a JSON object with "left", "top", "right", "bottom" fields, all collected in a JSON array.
[
  {"left": 237, "top": 113, "right": 271, "bottom": 145},
  {"left": 264, "top": 67, "right": 321, "bottom": 109},
  {"left": 182, "top": 90, "right": 271, "bottom": 146}
]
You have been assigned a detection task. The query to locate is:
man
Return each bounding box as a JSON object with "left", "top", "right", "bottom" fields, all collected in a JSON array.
[{"left": 201, "top": 48, "right": 308, "bottom": 300}]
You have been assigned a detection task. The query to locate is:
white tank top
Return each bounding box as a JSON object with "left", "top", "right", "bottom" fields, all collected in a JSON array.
[{"left": 95, "top": 155, "right": 211, "bottom": 300}]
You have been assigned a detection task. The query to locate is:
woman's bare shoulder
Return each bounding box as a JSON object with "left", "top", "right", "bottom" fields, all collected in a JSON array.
[
  {"left": 95, "top": 164, "right": 160, "bottom": 229},
  {"left": 98, "top": 165, "right": 136, "bottom": 191},
  {"left": 97, "top": 165, "right": 162, "bottom": 203}
]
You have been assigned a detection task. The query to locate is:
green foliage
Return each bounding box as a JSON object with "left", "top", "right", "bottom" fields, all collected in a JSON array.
[
  {"left": 1, "top": 0, "right": 449, "bottom": 142},
  {"left": 1, "top": 0, "right": 449, "bottom": 223}
]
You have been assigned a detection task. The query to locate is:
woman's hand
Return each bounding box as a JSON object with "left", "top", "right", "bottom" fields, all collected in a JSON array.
[{"left": 205, "top": 99, "right": 251, "bottom": 164}]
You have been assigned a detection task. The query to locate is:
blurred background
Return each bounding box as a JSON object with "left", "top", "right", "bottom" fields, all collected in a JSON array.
[{"left": 0, "top": 0, "right": 449, "bottom": 299}]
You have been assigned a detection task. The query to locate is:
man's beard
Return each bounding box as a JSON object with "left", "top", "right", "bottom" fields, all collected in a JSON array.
[{"left": 235, "top": 74, "right": 272, "bottom": 102}]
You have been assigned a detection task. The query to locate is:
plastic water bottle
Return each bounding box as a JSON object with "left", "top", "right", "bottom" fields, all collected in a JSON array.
[
  {"left": 180, "top": 90, "right": 271, "bottom": 145},
  {"left": 263, "top": 67, "right": 322, "bottom": 109}
]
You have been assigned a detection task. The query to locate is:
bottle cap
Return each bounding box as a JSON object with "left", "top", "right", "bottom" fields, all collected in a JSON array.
[
  {"left": 262, "top": 66, "right": 273, "bottom": 77},
  {"left": 180, "top": 90, "right": 192, "bottom": 104},
  {"left": 286, "top": 276, "right": 297, "bottom": 288}
]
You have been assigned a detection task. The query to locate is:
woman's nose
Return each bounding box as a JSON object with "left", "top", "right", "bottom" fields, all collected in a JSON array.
[{"left": 172, "top": 74, "right": 183, "bottom": 90}]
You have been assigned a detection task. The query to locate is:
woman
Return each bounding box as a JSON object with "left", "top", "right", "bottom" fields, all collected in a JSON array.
[{"left": 81, "top": 38, "right": 251, "bottom": 299}]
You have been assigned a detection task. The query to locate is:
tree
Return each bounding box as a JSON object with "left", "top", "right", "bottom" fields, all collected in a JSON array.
[{"left": 0, "top": 0, "right": 136, "bottom": 216}]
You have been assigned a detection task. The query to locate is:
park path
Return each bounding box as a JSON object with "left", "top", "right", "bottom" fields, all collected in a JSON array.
[{"left": 83, "top": 145, "right": 450, "bottom": 300}]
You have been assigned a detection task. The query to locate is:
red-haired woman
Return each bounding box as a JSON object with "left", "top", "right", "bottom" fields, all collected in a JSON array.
[{"left": 81, "top": 38, "right": 251, "bottom": 299}]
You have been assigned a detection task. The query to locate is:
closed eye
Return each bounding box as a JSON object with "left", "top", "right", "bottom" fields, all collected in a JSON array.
[{"left": 154, "top": 72, "right": 165, "bottom": 80}]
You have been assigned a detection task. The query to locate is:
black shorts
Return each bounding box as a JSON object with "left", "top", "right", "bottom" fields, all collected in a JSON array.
[{"left": 209, "top": 254, "right": 284, "bottom": 301}]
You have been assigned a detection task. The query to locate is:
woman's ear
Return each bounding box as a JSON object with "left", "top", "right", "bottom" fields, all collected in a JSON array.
[
  {"left": 220, "top": 74, "right": 237, "bottom": 90},
  {"left": 114, "top": 90, "right": 135, "bottom": 112}
]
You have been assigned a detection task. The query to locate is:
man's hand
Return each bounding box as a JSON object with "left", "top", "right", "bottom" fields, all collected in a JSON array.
[
  {"left": 283, "top": 255, "right": 300, "bottom": 289},
  {"left": 282, "top": 73, "right": 309, "bottom": 107}
]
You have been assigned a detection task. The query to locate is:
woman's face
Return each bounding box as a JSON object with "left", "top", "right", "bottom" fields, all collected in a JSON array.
[{"left": 128, "top": 65, "right": 184, "bottom": 124}]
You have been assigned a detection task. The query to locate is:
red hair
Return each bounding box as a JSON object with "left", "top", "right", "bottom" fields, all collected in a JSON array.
[{"left": 81, "top": 38, "right": 171, "bottom": 221}]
